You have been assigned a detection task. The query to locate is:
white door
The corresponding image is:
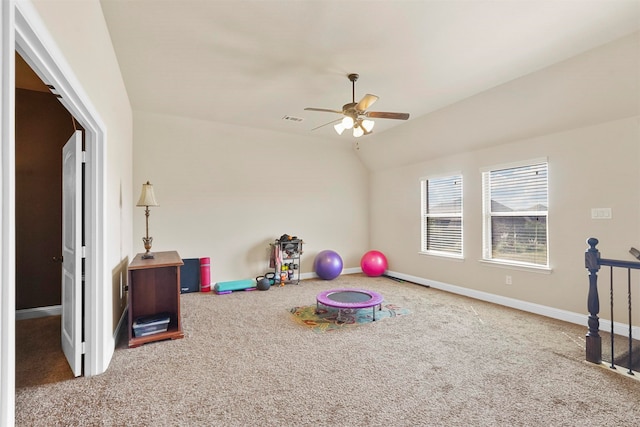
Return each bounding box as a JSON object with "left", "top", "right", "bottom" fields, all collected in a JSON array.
[{"left": 61, "top": 130, "right": 83, "bottom": 377}]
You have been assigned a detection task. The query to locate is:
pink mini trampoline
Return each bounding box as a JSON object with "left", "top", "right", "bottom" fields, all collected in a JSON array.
[{"left": 316, "top": 288, "right": 384, "bottom": 323}]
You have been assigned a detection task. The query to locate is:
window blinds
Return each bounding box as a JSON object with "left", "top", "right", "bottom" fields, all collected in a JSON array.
[
  {"left": 422, "top": 175, "right": 462, "bottom": 255},
  {"left": 483, "top": 162, "right": 548, "bottom": 266}
]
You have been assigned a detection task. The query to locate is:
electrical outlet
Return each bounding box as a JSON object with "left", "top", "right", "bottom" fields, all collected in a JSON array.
[{"left": 505, "top": 275, "right": 512, "bottom": 285}]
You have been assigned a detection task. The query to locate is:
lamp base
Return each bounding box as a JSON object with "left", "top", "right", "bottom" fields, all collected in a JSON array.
[{"left": 142, "top": 236, "right": 154, "bottom": 259}]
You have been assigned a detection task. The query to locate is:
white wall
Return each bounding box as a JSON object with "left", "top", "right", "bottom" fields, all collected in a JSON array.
[
  {"left": 28, "top": 0, "right": 133, "bottom": 360},
  {"left": 133, "top": 111, "right": 369, "bottom": 283},
  {"left": 363, "top": 33, "right": 640, "bottom": 322},
  {"left": 371, "top": 117, "right": 639, "bottom": 316},
  {"left": 31, "top": 0, "right": 133, "bottom": 259}
]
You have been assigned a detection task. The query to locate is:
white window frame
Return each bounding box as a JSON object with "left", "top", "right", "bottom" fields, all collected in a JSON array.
[
  {"left": 481, "top": 158, "right": 549, "bottom": 269},
  {"left": 420, "top": 173, "right": 463, "bottom": 258}
]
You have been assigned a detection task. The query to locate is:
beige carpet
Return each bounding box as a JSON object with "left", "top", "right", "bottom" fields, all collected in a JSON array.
[
  {"left": 15, "top": 274, "right": 640, "bottom": 426},
  {"left": 15, "top": 315, "right": 74, "bottom": 387}
]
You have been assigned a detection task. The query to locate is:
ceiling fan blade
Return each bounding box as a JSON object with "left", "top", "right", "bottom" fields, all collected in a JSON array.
[
  {"left": 355, "top": 94, "right": 378, "bottom": 111},
  {"left": 365, "top": 111, "right": 410, "bottom": 120},
  {"left": 304, "top": 107, "right": 343, "bottom": 114},
  {"left": 311, "top": 118, "right": 341, "bottom": 131}
]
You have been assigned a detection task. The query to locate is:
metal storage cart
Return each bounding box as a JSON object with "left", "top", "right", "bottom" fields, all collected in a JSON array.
[{"left": 271, "top": 237, "right": 303, "bottom": 285}]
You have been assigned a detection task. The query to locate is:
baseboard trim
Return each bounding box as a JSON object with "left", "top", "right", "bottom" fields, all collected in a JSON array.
[
  {"left": 386, "top": 270, "right": 640, "bottom": 339},
  {"left": 16, "top": 305, "right": 62, "bottom": 320},
  {"left": 113, "top": 306, "right": 128, "bottom": 341},
  {"left": 300, "top": 267, "right": 362, "bottom": 281}
]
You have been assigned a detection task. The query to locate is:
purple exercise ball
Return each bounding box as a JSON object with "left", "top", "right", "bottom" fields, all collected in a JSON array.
[
  {"left": 360, "top": 250, "right": 388, "bottom": 277},
  {"left": 314, "top": 250, "right": 343, "bottom": 280}
]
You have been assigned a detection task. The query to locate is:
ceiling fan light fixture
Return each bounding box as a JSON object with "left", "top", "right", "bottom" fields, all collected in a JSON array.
[
  {"left": 305, "top": 73, "right": 410, "bottom": 138},
  {"left": 342, "top": 116, "right": 354, "bottom": 129},
  {"left": 362, "top": 119, "right": 375, "bottom": 132}
]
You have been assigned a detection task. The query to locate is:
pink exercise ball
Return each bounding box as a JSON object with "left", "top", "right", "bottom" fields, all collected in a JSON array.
[{"left": 360, "top": 250, "right": 388, "bottom": 277}]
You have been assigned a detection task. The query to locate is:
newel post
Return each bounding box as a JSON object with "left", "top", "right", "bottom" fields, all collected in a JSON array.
[{"left": 585, "top": 237, "right": 602, "bottom": 364}]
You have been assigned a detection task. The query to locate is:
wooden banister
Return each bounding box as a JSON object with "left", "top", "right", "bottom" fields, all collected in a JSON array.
[{"left": 584, "top": 238, "right": 640, "bottom": 372}]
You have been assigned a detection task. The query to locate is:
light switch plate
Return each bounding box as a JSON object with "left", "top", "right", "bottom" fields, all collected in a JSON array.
[{"left": 591, "top": 208, "right": 612, "bottom": 219}]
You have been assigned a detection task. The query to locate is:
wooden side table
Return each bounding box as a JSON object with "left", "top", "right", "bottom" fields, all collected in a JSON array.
[{"left": 127, "top": 250, "right": 184, "bottom": 347}]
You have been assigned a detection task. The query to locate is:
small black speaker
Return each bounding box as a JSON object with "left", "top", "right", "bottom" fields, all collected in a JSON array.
[{"left": 180, "top": 258, "right": 200, "bottom": 293}]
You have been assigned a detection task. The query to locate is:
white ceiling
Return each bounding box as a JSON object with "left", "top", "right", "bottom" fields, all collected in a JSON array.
[{"left": 100, "top": 0, "right": 640, "bottom": 140}]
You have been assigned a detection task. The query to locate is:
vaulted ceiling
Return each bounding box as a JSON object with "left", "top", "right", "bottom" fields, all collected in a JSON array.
[{"left": 100, "top": 1, "right": 640, "bottom": 140}]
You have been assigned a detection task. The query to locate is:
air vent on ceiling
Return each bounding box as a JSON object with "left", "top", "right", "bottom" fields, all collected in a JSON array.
[{"left": 282, "top": 115, "right": 304, "bottom": 122}]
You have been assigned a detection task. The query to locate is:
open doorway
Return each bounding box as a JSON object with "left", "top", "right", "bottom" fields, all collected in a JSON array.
[
  {"left": 14, "top": 52, "right": 83, "bottom": 385},
  {"left": 4, "top": 5, "right": 109, "bottom": 424}
]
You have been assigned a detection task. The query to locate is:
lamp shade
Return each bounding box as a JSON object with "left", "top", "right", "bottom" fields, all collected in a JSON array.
[
  {"left": 362, "top": 119, "right": 375, "bottom": 132},
  {"left": 136, "top": 181, "right": 159, "bottom": 207},
  {"left": 341, "top": 116, "right": 354, "bottom": 130}
]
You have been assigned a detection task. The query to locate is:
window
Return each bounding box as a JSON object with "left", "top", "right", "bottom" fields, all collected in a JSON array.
[
  {"left": 421, "top": 174, "right": 463, "bottom": 256},
  {"left": 482, "top": 160, "right": 548, "bottom": 267}
]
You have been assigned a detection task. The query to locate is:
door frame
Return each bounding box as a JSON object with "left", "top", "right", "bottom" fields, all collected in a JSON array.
[{"left": 2, "top": 1, "right": 107, "bottom": 425}]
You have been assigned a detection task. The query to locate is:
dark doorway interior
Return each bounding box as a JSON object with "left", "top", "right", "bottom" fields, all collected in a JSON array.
[
  {"left": 15, "top": 85, "right": 76, "bottom": 309},
  {"left": 15, "top": 52, "right": 81, "bottom": 385}
]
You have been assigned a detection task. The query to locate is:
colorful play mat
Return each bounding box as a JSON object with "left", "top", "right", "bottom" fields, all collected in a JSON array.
[{"left": 289, "top": 302, "right": 410, "bottom": 333}]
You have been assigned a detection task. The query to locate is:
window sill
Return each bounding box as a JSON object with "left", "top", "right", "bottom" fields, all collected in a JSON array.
[
  {"left": 478, "top": 259, "right": 552, "bottom": 274},
  {"left": 419, "top": 251, "right": 464, "bottom": 261}
]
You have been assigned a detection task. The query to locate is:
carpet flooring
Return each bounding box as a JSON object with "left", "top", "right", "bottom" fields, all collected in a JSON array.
[
  {"left": 15, "top": 274, "right": 640, "bottom": 426},
  {"left": 15, "top": 315, "right": 74, "bottom": 388}
]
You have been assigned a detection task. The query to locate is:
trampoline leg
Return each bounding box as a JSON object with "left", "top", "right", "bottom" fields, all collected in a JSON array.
[{"left": 373, "top": 303, "right": 382, "bottom": 321}]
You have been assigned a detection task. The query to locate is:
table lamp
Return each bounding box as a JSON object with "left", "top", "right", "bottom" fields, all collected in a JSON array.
[{"left": 136, "top": 181, "right": 159, "bottom": 259}]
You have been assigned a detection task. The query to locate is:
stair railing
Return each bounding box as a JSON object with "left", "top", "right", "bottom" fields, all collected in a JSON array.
[{"left": 585, "top": 237, "right": 640, "bottom": 375}]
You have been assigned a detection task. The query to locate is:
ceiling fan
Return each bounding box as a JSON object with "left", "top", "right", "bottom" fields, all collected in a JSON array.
[{"left": 305, "top": 73, "right": 410, "bottom": 137}]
